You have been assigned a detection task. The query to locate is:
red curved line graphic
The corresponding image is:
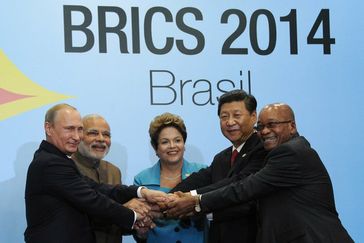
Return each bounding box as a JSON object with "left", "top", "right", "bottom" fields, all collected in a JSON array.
[{"left": 0, "top": 88, "right": 34, "bottom": 105}]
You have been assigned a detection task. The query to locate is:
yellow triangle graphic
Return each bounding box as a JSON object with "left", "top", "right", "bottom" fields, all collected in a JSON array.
[{"left": 0, "top": 49, "right": 72, "bottom": 121}]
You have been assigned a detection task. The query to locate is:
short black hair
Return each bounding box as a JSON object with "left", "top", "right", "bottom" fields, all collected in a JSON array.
[{"left": 217, "top": 89, "right": 257, "bottom": 115}]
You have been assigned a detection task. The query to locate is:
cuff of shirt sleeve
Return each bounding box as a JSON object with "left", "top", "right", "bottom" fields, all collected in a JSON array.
[
  {"left": 190, "top": 190, "right": 198, "bottom": 196},
  {"left": 137, "top": 186, "right": 146, "bottom": 198},
  {"left": 132, "top": 210, "right": 137, "bottom": 229}
]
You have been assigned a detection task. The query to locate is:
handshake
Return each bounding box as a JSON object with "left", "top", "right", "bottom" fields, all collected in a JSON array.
[{"left": 124, "top": 189, "right": 202, "bottom": 237}]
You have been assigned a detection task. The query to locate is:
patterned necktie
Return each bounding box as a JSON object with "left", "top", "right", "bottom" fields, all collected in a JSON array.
[{"left": 230, "top": 149, "right": 239, "bottom": 166}]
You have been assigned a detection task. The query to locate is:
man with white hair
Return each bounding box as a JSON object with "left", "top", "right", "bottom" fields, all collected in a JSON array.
[
  {"left": 72, "top": 114, "right": 128, "bottom": 243},
  {"left": 73, "top": 114, "right": 120, "bottom": 186}
]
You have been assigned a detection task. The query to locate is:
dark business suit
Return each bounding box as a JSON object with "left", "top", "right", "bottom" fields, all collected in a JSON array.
[
  {"left": 24, "top": 140, "right": 138, "bottom": 243},
  {"left": 201, "top": 135, "right": 354, "bottom": 243},
  {"left": 172, "top": 133, "right": 267, "bottom": 243}
]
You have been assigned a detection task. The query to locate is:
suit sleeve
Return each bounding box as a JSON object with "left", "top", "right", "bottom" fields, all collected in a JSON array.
[
  {"left": 201, "top": 145, "right": 299, "bottom": 212},
  {"left": 84, "top": 176, "right": 139, "bottom": 203},
  {"left": 44, "top": 157, "right": 137, "bottom": 230},
  {"left": 197, "top": 147, "right": 266, "bottom": 194},
  {"left": 212, "top": 202, "right": 256, "bottom": 222},
  {"left": 198, "top": 146, "right": 266, "bottom": 219},
  {"left": 170, "top": 166, "right": 213, "bottom": 193}
]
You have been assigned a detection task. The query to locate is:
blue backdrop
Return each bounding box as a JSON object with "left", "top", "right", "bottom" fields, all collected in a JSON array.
[{"left": 1, "top": 1, "right": 363, "bottom": 242}]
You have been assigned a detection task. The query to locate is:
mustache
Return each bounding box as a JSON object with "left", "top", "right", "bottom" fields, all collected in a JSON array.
[{"left": 90, "top": 142, "right": 109, "bottom": 149}]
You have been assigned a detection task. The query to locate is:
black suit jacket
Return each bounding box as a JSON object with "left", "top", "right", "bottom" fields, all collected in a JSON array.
[
  {"left": 24, "top": 140, "right": 138, "bottom": 243},
  {"left": 201, "top": 136, "right": 354, "bottom": 243},
  {"left": 172, "top": 133, "right": 267, "bottom": 243}
]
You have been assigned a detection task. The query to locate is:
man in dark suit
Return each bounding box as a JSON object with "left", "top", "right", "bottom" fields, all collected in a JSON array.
[
  {"left": 24, "top": 103, "right": 166, "bottom": 243},
  {"left": 169, "top": 103, "right": 354, "bottom": 243},
  {"left": 170, "top": 90, "right": 267, "bottom": 243}
]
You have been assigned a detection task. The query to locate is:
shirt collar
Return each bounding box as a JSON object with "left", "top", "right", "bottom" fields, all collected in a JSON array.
[
  {"left": 232, "top": 142, "right": 245, "bottom": 153},
  {"left": 232, "top": 131, "right": 256, "bottom": 153}
]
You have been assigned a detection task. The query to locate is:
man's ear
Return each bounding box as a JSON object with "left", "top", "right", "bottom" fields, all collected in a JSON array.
[
  {"left": 44, "top": 122, "right": 52, "bottom": 136},
  {"left": 290, "top": 121, "right": 297, "bottom": 135},
  {"left": 251, "top": 111, "right": 257, "bottom": 123}
]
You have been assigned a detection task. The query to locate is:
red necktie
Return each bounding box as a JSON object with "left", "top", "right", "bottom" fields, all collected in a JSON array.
[{"left": 230, "top": 149, "right": 238, "bottom": 166}]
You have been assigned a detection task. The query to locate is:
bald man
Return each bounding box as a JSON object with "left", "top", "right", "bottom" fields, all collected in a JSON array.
[{"left": 169, "top": 103, "right": 353, "bottom": 243}]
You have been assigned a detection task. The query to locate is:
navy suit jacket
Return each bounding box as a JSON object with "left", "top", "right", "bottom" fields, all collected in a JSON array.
[
  {"left": 24, "top": 140, "right": 138, "bottom": 243},
  {"left": 201, "top": 135, "right": 354, "bottom": 243},
  {"left": 172, "top": 133, "right": 267, "bottom": 243}
]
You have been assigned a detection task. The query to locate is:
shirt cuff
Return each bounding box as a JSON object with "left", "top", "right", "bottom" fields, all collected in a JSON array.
[
  {"left": 190, "top": 190, "right": 198, "bottom": 196},
  {"left": 137, "top": 186, "right": 146, "bottom": 198},
  {"left": 132, "top": 210, "right": 137, "bottom": 228}
]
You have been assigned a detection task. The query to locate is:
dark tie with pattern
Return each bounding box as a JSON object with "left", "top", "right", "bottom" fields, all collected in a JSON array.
[{"left": 230, "top": 149, "right": 238, "bottom": 166}]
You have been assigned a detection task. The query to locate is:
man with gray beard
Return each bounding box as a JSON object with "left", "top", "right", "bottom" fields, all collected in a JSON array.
[
  {"left": 73, "top": 114, "right": 120, "bottom": 185},
  {"left": 72, "top": 114, "right": 129, "bottom": 243}
]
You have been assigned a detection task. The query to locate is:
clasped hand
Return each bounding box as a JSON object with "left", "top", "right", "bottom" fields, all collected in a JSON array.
[
  {"left": 161, "top": 191, "right": 199, "bottom": 218},
  {"left": 126, "top": 189, "right": 200, "bottom": 237},
  {"left": 137, "top": 189, "right": 200, "bottom": 219},
  {"left": 129, "top": 188, "right": 169, "bottom": 230}
]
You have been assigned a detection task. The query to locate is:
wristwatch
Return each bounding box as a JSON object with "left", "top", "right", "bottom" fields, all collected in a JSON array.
[{"left": 194, "top": 194, "right": 202, "bottom": 213}]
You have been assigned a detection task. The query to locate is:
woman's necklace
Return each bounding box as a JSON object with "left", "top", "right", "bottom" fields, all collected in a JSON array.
[{"left": 160, "top": 173, "right": 181, "bottom": 180}]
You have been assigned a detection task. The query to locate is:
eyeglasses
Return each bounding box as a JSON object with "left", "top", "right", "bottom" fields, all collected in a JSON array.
[{"left": 255, "top": 120, "right": 292, "bottom": 132}]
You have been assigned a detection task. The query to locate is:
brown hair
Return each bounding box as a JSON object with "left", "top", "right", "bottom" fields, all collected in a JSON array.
[{"left": 149, "top": 112, "right": 187, "bottom": 150}]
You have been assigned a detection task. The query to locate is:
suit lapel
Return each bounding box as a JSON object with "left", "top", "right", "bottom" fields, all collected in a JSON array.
[
  {"left": 227, "top": 133, "right": 260, "bottom": 177},
  {"left": 222, "top": 148, "right": 233, "bottom": 177}
]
